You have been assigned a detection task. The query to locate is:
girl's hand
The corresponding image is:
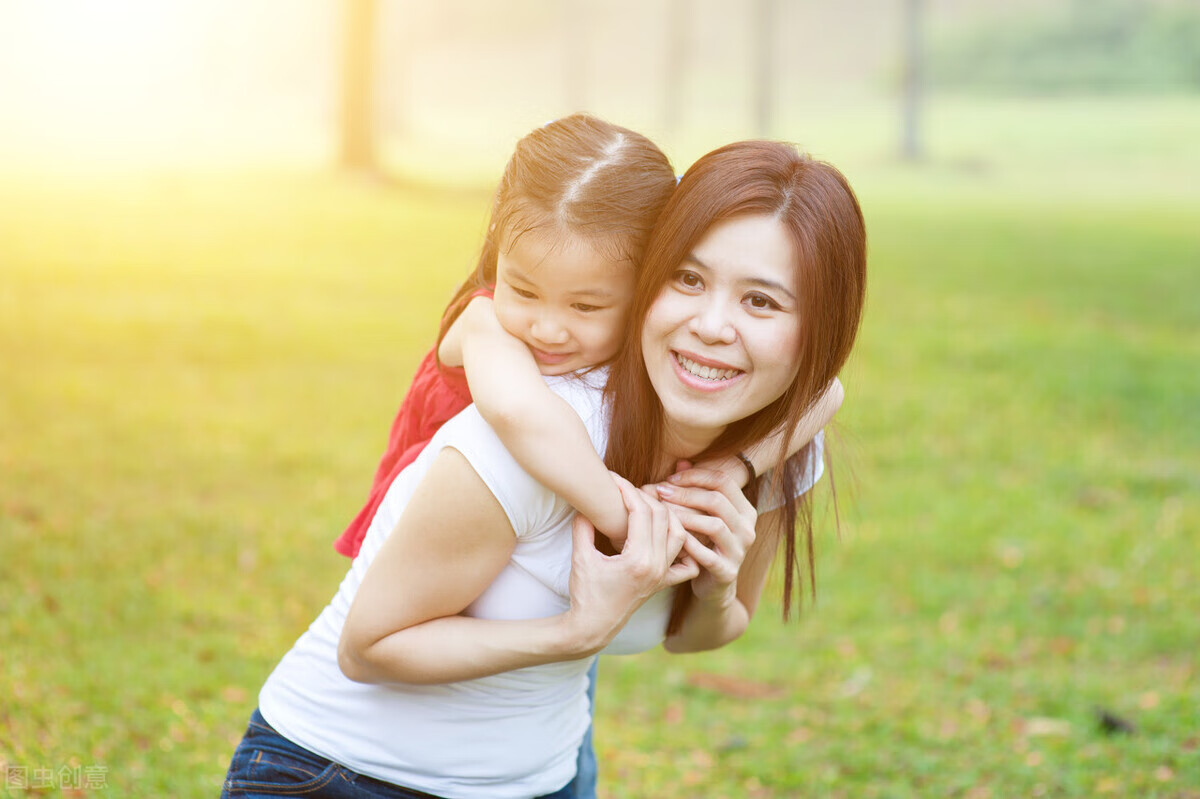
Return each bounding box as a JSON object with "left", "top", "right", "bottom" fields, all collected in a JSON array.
[
  {"left": 565, "top": 476, "right": 697, "bottom": 654},
  {"left": 655, "top": 463, "right": 758, "bottom": 604},
  {"left": 687, "top": 453, "right": 756, "bottom": 489}
]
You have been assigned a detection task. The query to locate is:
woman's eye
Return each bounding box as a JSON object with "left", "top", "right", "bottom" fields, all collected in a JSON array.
[
  {"left": 573, "top": 303, "right": 601, "bottom": 313},
  {"left": 675, "top": 270, "right": 703, "bottom": 289},
  {"left": 745, "top": 292, "right": 780, "bottom": 311}
]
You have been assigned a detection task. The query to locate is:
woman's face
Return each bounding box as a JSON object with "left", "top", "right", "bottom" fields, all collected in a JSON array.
[{"left": 641, "top": 213, "right": 803, "bottom": 450}]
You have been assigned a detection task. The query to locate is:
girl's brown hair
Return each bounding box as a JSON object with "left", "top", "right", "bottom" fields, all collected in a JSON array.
[
  {"left": 436, "top": 114, "right": 676, "bottom": 352},
  {"left": 603, "top": 140, "right": 868, "bottom": 627}
]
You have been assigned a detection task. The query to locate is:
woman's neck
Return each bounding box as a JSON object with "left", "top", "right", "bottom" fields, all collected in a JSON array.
[{"left": 656, "top": 421, "right": 723, "bottom": 477}]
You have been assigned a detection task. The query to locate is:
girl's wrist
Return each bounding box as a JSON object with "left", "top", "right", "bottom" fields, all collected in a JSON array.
[{"left": 735, "top": 452, "right": 757, "bottom": 487}]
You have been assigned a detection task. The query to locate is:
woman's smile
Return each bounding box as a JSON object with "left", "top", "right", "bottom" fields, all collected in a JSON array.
[{"left": 670, "top": 349, "right": 745, "bottom": 391}]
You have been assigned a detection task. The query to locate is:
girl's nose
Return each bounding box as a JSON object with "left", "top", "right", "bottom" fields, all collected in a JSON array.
[{"left": 531, "top": 313, "right": 569, "bottom": 345}]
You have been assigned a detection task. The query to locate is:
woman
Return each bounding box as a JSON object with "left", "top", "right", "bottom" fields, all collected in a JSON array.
[{"left": 222, "top": 140, "right": 866, "bottom": 799}]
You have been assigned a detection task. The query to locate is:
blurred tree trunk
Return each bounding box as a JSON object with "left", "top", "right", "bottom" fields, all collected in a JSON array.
[
  {"left": 664, "top": 0, "right": 688, "bottom": 133},
  {"left": 563, "top": 0, "right": 586, "bottom": 111},
  {"left": 900, "top": 0, "right": 924, "bottom": 161},
  {"left": 755, "top": 0, "right": 777, "bottom": 138},
  {"left": 339, "top": 0, "right": 378, "bottom": 174}
]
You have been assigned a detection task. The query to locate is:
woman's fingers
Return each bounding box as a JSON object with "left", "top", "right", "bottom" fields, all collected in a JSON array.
[
  {"left": 571, "top": 512, "right": 597, "bottom": 556},
  {"left": 611, "top": 474, "right": 685, "bottom": 587},
  {"left": 614, "top": 476, "right": 651, "bottom": 544}
]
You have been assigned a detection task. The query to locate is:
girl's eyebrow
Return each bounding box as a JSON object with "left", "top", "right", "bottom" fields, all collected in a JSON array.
[
  {"left": 504, "top": 264, "right": 616, "bottom": 300},
  {"left": 567, "top": 287, "right": 617, "bottom": 300},
  {"left": 683, "top": 253, "right": 797, "bottom": 303},
  {"left": 501, "top": 265, "right": 534, "bottom": 283}
]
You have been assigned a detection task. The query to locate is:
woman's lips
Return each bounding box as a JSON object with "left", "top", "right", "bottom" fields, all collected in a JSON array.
[{"left": 671, "top": 350, "right": 745, "bottom": 392}]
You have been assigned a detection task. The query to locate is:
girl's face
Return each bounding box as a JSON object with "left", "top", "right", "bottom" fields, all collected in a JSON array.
[
  {"left": 641, "top": 214, "right": 804, "bottom": 451},
  {"left": 494, "top": 228, "right": 636, "bottom": 376}
]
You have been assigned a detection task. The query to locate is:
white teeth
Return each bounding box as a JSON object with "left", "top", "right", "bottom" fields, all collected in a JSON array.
[{"left": 675, "top": 353, "right": 739, "bottom": 381}]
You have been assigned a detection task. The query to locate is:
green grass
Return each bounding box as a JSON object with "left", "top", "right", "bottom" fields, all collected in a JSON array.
[{"left": 2, "top": 99, "right": 1198, "bottom": 797}]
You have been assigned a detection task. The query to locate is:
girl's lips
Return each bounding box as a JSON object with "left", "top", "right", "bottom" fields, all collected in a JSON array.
[
  {"left": 670, "top": 350, "right": 745, "bottom": 393},
  {"left": 532, "top": 348, "right": 572, "bottom": 365}
]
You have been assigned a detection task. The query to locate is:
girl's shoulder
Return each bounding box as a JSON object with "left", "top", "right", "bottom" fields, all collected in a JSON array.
[{"left": 543, "top": 367, "right": 610, "bottom": 434}]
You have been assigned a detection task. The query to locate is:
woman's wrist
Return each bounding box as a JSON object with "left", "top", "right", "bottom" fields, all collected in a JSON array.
[{"left": 556, "top": 609, "right": 613, "bottom": 659}]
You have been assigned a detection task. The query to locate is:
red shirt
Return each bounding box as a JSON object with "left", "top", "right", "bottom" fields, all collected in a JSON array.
[{"left": 333, "top": 291, "right": 490, "bottom": 558}]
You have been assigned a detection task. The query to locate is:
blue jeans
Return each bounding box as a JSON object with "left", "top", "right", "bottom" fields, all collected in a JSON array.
[
  {"left": 222, "top": 709, "right": 576, "bottom": 798},
  {"left": 562, "top": 659, "right": 599, "bottom": 799}
]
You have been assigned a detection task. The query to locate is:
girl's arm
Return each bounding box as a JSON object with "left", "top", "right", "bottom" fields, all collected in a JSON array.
[
  {"left": 338, "top": 458, "right": 692, "bottom": 684},
  {"left": 438, "top": 296, "right": 629, "bottom": 546},
  {"left": 690, "top": 377, "right": 843, "bottom": 488}
]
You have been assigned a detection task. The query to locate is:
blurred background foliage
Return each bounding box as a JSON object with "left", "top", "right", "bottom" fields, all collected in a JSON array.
[{"left": 928, "top": 0, "right": 1200, "bottom": 93}]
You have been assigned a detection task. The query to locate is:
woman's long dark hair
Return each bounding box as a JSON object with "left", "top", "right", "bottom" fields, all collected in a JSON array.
[{"left": 603, "top": 141, "right": 868, "bottom": 630}]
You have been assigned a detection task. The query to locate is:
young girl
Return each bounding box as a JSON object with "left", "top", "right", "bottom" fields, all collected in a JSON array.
[{"left": 334, "top": 114, "right": 842, "bottom": 561}]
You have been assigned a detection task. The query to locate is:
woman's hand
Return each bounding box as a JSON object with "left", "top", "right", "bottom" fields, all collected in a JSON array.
[
  {"left": 655, "top": 461, "right": 759, "bottom": 605},
  {"left": 565, "top": 475, "right": 698, "bottom": 654}
]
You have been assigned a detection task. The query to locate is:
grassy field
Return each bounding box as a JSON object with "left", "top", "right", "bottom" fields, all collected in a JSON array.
[{"left": 1, "top": 99, "right": 1198, "bottom": 797}]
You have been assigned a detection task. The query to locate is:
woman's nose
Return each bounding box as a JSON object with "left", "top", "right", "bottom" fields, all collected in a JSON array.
[{"left": 688, "top": 299, "right": 736, "bottom": 344}]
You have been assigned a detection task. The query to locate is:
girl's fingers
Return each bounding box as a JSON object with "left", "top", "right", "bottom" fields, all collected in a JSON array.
[
  {"left": 681, "top": 533, "right": 738, "bottom": 585},
  {"left": 655, "top": 482, "right": 739, "bottom": 526},
  {"left": 666, "top": 466, "right": 755, "bottom": 515},
  {"left": 665, "top": 505, "right": 687, "bottom": 560},
  {"left": 681, "top": 532, "right": 723, "bottom": 569},
  {"left": 666, "top": 554, "right": 700, "bottom": 586},
  {"left": 662, "top": 502, "right": 752, "bottom": 562},
  {"left": 666, "top": 506, "right": 728, "bottom": 539}
]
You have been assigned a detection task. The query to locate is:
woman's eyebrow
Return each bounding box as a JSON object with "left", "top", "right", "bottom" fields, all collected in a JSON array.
[
  {"left": 684, "top": 253, "right": 796, "bottom": 303},
  {"left": 747, "top": 277, "right": 796, "bottom": 303}
]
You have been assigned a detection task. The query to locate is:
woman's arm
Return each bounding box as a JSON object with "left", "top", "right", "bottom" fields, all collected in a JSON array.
[
  {"left": 690, "top": 377, "right": 843, "bottom": 488},
  {"left": 438, "top": 296, "right": 628, "bottom": 546},
  {"left": 653, "top": 467, "right": 785, "bottom": 653},
  {"left": 338, "top": 456, "right": 691, "bottom": 685}
]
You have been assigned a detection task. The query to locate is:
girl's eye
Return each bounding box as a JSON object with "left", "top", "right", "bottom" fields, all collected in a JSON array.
[
  {"left": 573, "top": 303, "right": 602, "bottom": 313},
  {"left": 512, "top": 287, "right": 536, "bottom": 299},
  {"left": 675, "top": 270, "right": 703, "bottom": 290},
  {"left": 745, "top": 292, "right": 780, "bottom": 311}
]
